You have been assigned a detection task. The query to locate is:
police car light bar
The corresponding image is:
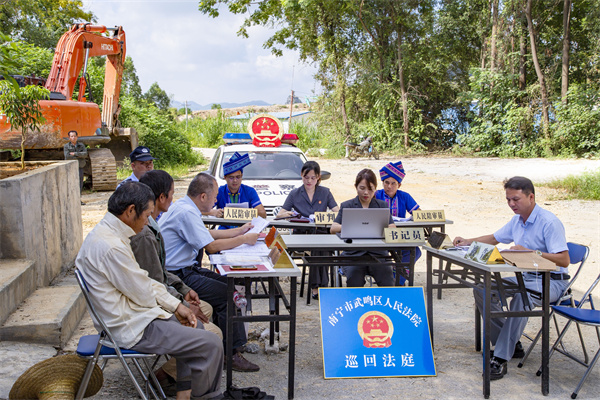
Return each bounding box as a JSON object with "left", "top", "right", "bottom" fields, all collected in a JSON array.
[
  {"left": 223, "top": 132, "right": 299, "bottom": 146},
  {"left": 223, "top": 132, "right": 252, "bottom": 144}
]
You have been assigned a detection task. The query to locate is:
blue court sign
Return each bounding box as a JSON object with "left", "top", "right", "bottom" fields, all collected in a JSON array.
[{"left": 319, "top": 287, "right": 436, "bottom": 379}]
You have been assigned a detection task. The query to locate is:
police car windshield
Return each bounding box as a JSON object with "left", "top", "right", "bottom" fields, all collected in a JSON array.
[{"left": 222, "top": 151, "right": 305, "bottom": 180}]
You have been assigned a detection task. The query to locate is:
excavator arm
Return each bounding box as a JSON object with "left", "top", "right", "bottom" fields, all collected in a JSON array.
[
  {"left": 0, "top": 23, "right": 134, "bottom": 191},
  {"left": 45, "top": 23, "right": 126, "bottom": 129}
]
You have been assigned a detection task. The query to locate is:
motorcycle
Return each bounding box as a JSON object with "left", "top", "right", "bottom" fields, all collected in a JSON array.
[{"left": 344, "top": 136, "right": 379, "bottom": 161}]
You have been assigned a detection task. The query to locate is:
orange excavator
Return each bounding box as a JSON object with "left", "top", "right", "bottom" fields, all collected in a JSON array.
[{"left": 0, "top": 23, "right": 138, "bottom": 190}]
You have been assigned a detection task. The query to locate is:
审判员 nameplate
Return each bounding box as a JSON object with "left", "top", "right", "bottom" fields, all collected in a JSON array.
[{"left": 314, "top": 211, "right": 337, "bottom": 225}]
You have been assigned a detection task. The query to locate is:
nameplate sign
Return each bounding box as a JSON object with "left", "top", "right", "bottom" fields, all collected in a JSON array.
[
  {"left": 314, "top": 211, "right": 337, "bottom": 225},
  {"left": 319, "top": 287, "right": 436, "bottom": 379},
  {"left": 224, "top": 207, "right": 257, "bottom": 220},
  {"left": 384, "top": 228, "right": 425, "bottom": 244},
  {"left": 413, "top": 210, "right": 445, "bottom": 222}
]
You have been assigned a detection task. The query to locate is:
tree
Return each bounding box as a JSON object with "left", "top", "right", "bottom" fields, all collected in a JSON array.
[
  {"left": 122, "top": 56, "right": 143, "bottom": 102},
  {"left": 0, "top": 0, "right": 93, "bottom": 49},
  {"left": 0, "top": 32, "right": 18, "bottom": 86},
  {"left": 11, "top": 40, "right": 54, "bottom": 78},
  {"left": 0, "top": 81, "right": 50, "bottom": 168},
  {"left": 525, "top": 0, "right": 550, "bottom": 144},
  {"left": 561, "top": 0, "right": 571, "bottom": 104},
  {"left": 144, "top": 82, "right": 170, "bottom": 111}
]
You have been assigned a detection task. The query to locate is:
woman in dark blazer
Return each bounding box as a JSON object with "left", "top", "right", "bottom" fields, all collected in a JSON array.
[
  {"left": 330, "top": 168, "right": 395, "bottom": 287},
  {"left": 277, "top": 161, "right": 339, "bottom": 299}
]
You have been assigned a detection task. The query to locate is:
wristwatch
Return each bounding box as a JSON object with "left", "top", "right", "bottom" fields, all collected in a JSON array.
[{"left": 535, "top": 250, "right": 542, "bottom": 256}]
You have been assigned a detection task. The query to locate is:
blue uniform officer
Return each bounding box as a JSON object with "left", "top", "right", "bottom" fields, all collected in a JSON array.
[{"left": 210, "top": 152, "right": 267, "bottom": 228}]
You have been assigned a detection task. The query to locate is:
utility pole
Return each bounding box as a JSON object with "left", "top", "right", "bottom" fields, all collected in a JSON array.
[
  {"left": 185, "top": 100, "right": 188, "bottom": 131},
  {"left": 288, "top": 89, "right": 294, "bottom": 132},
  {"left": 288, "top": 65, "right": 295, "bottom": 133}
]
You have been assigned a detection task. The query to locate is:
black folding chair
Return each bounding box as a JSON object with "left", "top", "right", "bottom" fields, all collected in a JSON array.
[{"left": 74, "top": 268, "right": 166, "bottom": 400}]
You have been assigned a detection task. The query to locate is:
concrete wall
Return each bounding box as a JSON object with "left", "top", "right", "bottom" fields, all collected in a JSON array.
[{"left": 0, "top": 161, "right": 82, "bottom": 286}]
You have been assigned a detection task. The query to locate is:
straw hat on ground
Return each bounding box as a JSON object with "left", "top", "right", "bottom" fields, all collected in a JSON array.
[{"left": 9, "top": 354, "right": 103, "bottom": 399}]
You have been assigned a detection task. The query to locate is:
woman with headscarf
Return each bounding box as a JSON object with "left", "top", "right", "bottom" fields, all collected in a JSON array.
[{"left": 375, "top": 161, "right": 422, "bottom": 285}]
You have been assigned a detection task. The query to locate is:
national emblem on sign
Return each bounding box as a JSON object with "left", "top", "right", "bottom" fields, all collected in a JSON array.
[
  {"left": 357, "top": 311, "right": 394, "bottom": 348},
  {"left": 247, "top": 114, "right": 284, "bottom": 147}
]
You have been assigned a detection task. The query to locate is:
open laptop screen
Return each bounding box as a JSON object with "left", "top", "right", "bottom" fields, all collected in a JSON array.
[{"left": 339, "top": 208, "right": 391, "bottom": 239}]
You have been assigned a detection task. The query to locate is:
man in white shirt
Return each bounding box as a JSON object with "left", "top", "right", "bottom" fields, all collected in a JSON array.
[
  {"left": 159, "top": 172, "right": 261, "bottom": 372},
  {"left": 453, "top": 176, "right": 569, "bottom": 380},
  {"left": 76, "top": 182, "right": 223, "bottom": 399}
]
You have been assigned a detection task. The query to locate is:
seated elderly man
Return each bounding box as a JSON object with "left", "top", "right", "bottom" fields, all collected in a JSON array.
[
  {"left": 159, "top": 172, "right": 261, "bottom": 372},
  {"left": 208, "top": 152, "right": 266, "bottom": 224},
  {"left": 129, "top": 170, "right": 222, "bottom": 396},
  {"left": 76, "top": 182, "right": 223, "bottom": 399}
]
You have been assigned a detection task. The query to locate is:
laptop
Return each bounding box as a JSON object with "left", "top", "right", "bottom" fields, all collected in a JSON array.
[{"left": 338, "top": 208, "right": 391, "bottom": 239}]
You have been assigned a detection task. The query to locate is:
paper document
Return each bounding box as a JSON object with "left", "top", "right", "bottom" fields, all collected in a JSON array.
[
  {"left": 221, "top": 242, "right": 271, "bottom": 256},
  {"left": 247, "top": 216, "right": 269, "bottom": 233},
  {"left": 393, "top": 216, "right": 413, "bottom": 223},
  {"left": 226, "top": 202, "right": 249, "bottom": 208},
  {"left": 209, "top": 253, "right": 272, "bottom": 266}
]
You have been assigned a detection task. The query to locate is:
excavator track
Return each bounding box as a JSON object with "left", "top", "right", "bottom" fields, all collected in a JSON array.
[{"left": 88, "top": 148, "right": 117, "bottom": 191}]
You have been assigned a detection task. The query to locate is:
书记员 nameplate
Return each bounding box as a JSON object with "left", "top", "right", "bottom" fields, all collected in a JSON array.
[{"left": 384, "top": 228, "right": 425, "bottom": 244}]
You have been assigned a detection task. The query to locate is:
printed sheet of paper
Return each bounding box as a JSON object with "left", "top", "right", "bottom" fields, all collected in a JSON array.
[
  {"left": 221, "top": 242, "right": 271, "bottom": 256},
  {"left": 209, "top": 254, "right": 271, "bottom": 266},
  {"left": 226, "top": 202, "right": 249, "bottom": 208},
  {"left": 247, "top": 216, "right": 269, "bottom": 234}
]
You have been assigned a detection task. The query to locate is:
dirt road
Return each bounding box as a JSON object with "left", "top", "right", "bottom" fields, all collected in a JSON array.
[{"left": 77, "top": 152, "right": 600, "bottom": 399}]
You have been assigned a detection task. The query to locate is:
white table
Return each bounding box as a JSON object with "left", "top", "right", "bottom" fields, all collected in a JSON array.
[{"left": 220, "top": 260, "right": 301, "bottom": 399}]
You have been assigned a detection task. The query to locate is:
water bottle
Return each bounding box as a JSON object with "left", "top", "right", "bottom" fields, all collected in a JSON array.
[{"left": 233, "top": 291, "right": 247, "bottom": 309}]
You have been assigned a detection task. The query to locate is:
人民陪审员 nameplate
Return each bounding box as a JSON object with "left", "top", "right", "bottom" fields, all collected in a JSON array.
[
  {"left": 319, "top": 287, "right": 436, "bottom": 379},
  {"left": 413, "top": 210, "right": 445, "bottom": 222},
  {"left": 224, "top": 207, "right": 257, "bottom": 220},
  {"left": 384, "top": 227, "right": 425, "bottom": 244},
  {"left": 314, "top": 211, "right": 337, "bottom": 225}
]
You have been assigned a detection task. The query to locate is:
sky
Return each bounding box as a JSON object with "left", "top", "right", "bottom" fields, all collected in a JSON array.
[{"left": 80, "top": 0, "right": 320, "bottom": 106}]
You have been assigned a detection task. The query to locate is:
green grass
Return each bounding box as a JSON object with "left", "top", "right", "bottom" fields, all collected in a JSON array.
[
  {"left": 542, "top": 169, "right": 600, "bottom": 200},
  {"left": 116, "top": 162, "right": 205, "bottom": 182}
]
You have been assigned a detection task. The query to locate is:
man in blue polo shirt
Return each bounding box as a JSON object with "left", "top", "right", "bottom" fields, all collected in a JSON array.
[
  {"left": 210, "top": 152, "right": 266, "bottom": 226},
  {"left": 453, "top": 176, "right": 570, "bottom": 381},
  {"left": 159, "top": 172, "right": 261, "bottom": 372}
]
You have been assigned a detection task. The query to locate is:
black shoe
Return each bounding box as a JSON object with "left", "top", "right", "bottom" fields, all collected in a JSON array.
[
  {"left": 490, "top": 357, "right": 507, "bottom": 380},
  {"left": 513, "top": 341, "right": 524, "bottom": 358},
  {"left": 230, "top": 352, "right": 260, "bottom": 372},
  {"left": 80, "top": 201, "right": 86, "bottom": 205},
  {"left": 312, "top": 293, "right": 319, "bottom": 300},
  {"left": 153, "top": 374, "right": 177, "bottom": 397},
  {"left": 489, "top": 341, "right": 525, "bottom": 359}
]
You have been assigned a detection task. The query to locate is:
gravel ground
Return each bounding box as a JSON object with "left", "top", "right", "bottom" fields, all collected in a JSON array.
[{"left": 5, "top": 153, "right": 599, "bottom": 400}]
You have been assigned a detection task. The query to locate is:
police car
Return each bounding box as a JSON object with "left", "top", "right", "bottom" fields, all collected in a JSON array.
[{"left": 205, "top": 114, "right": 328, "bottom": 217}]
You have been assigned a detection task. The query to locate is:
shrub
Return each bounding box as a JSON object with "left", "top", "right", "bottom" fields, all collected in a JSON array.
[{"left": 119, "top": 96, "right": 201, "bottom": 167}]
